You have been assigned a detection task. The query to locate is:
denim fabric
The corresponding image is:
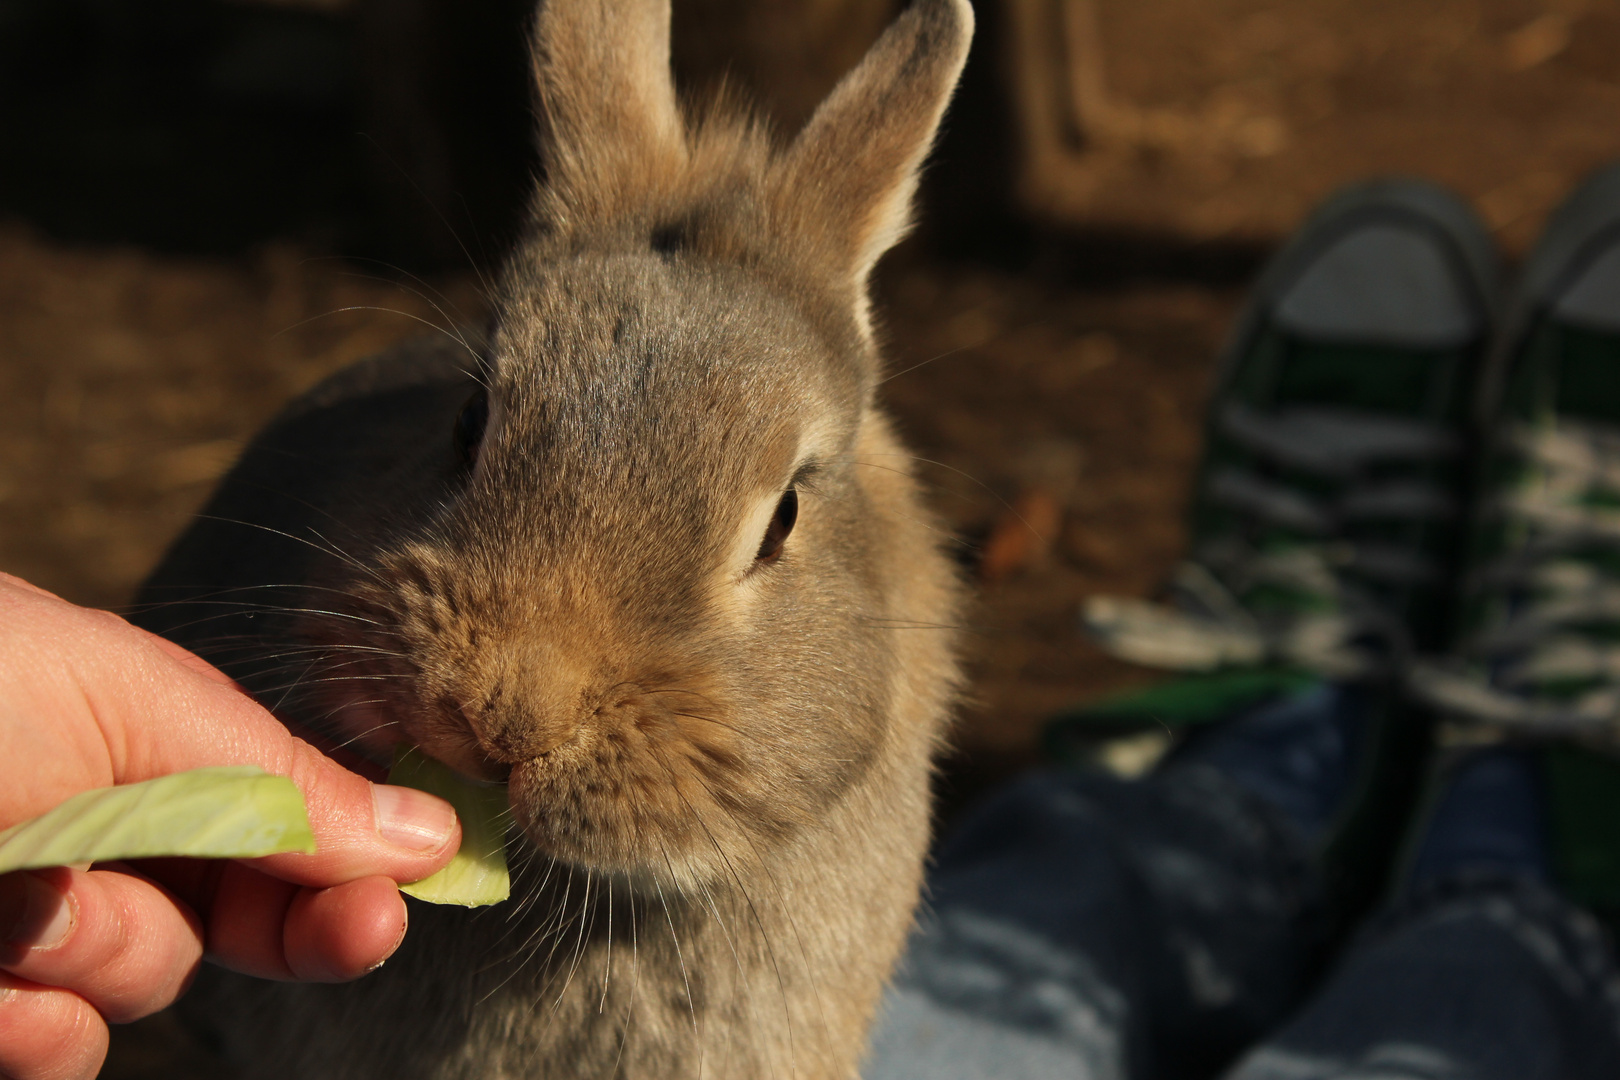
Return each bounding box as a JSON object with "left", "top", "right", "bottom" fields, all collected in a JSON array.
[
  {"left": 1406, "top": 748, "right": 1553, "bottom": 886},
  {"left": 863, "top": 687, "right": 1620, "bottom": 1080},
  {"left": 866, "top": 761, "right": 1320, "bottom": 1080},
  {"left": 1226, "top": 878, "right": 1620, "bottom": 1080}
]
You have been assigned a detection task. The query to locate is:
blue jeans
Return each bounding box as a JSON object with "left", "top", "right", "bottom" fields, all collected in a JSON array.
[{"left": 864, "top": 687, "right": 1620, "bottom": 1080}]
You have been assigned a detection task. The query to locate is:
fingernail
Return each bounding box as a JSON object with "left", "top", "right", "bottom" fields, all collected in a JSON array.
[
  {"left": 0, "top": 872, "right": 74, "bottom": 951},
  {"left": 372, "top": 784, "right": 457, "bottom": 852},
  {"left": 364, "top": 902, "right": 409, "bottom": 976}
]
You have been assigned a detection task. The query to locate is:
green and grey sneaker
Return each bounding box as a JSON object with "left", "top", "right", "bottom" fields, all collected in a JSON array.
[
  {"left": 1065, "top": 179, "right": 1498, "bottom": 734},
  {"left": 1050, "top": 180, "right": 1499, "bottom": 926},
  {"left": 1407, "top": 163, "right": 1620, "bottom": 928}
]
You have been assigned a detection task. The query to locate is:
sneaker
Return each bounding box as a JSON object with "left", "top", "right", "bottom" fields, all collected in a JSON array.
[
  {"left": 1052, "top": 179, "right": 1499, "bottom": 922},
  {"left": 1061, "top": 179, "right": 1496, "bottom": 730},
  {"left": 1408, "top": 163, "right": 1620, "bottom": 931},
  {"left": 1078, "top": 179, "right": 1497, "bottom": 692}
]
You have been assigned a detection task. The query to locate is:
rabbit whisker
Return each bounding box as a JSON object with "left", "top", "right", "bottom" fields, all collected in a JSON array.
[
  {"left": 669, "top": 710, "right": 748, "bottom": 739},
  {"left": 857, "top": 451, "right": 1049, "bottom": 543},
  {"left": 123, "top": 599, "right": 400, "bottom": 642},
  {"left": 546, "top": 868, "right": 598, "bottom": 1016},
  {"left": 599, "top": 873, "right": 613, "bottom": 1014},
  {"left": 635, "top": 686, "right": 721, "bottom": 709},
  {"left": 355, "top": 132, "right": 501, "bottom": 303},
  {"left": 664, "top": 790, "right": 764, "bottom": 1075},
  {"left": 609, "top": 874, "right": 643, "bottom": 1079},
  {"left": 273, "top": 305, "right": 483, "bottom": 372},
  {"left": 188, "top": 513, "right": 387, "bottom": 585},
  {"left": 647, "top": 750, "right": 790, "bottom": 1078},
  {"left": 525, "top": 866, "right": 583, "bottom": 1005},
  {"left": 303, "top": 253, "right": 491, "bottom": 325},
  {"left": 687, "top": 773, "right": 832, "bottom": 1076},
  {"left": 653, "top": 867, "right": 703, "bottom": 1054},
  {"left": 327, "top": 719, "right": 401, "bottom": 754},
  {"left": 857, "top": 615, "right": 979, "bottom": 633},
  {"left": 877, "top": 340, "right": 981, "bottom": 386},
  {"left": 321, "top": 265, "right": 485, "bottom": 361}
]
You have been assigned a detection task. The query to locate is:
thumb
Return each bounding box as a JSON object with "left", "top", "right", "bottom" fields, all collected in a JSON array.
[{"left": 0, "top": 574, "right": 460, "bottom": 889}]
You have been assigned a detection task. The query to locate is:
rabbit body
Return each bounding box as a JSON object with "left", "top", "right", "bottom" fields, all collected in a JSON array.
[{"left": 135, "top": 0, "right": 972, "bottom": 1076}]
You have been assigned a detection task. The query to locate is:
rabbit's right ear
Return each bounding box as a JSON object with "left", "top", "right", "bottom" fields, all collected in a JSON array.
[
  {"left": 530, "top": 0, "right": 687, "bottom": 221},
  {"left": 770, "top": 0, "right": 973, "bottom": 314}
]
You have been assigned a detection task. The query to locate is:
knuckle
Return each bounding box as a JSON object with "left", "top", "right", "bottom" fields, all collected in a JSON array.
[
  {"left": 94, "top": 876, "right": 198, "bottom": 1021},
  {"left": 9, "top": 871, "right": 199, "bottom": 1024},
  {"left": 0, "top": 977, "right": 108, "bottom": 1080}
]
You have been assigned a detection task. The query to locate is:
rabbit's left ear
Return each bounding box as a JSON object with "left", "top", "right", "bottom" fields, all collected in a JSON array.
[
  {"left": 531, "top": 0, "right": 687, "bottom": 217},
  {"left": 771, "top": 0, "right": 973, "bottom": 303}
]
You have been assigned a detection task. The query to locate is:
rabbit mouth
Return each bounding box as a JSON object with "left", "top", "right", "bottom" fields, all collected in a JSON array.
[
  {"left": 488, "top": 686, "right": 807, "bottom": 886},
  {"left": 311, "top": 674, "right": 768, "bottom": 887},
  {"left": 310, "top": 660, "right": 795, "bottom": 886}
]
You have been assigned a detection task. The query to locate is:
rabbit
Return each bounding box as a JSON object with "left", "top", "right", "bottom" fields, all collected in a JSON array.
[{"left": 133, "top": 0, "right": 972, "bottom": 1075}]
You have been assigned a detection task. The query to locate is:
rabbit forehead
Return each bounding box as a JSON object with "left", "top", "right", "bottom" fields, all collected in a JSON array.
[{"left": 493, "top": 253, "right": 858, "bottom": 456}]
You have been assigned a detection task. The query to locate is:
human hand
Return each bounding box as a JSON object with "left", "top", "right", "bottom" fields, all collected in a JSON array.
[{"left": 0, "top": 573, "right": 461, "bottom": 1080}]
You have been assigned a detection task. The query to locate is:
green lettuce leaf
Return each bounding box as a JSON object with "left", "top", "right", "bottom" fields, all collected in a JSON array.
[
  {"left": 388, "top": 747, "right": 511, "bottom": 907},
  {"left": 0, "top": 766, "right": 315, "bottom": 874}
]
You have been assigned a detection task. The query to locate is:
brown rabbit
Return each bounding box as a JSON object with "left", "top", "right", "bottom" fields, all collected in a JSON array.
[{"left": 134, "top": 0, "right": 972, "bottom": 1075}]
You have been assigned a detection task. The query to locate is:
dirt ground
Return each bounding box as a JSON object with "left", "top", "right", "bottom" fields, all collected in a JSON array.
[
  {"left": 2, "top": 0, "right": 1620, "bottom": 1075},
  {"left": 1004, "top": 0, "right": 1620, "bottom": 252}
]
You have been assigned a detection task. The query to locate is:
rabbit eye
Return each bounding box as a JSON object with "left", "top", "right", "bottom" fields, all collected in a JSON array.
[
  {"left": 452, "top": 387, "right": 490, "bottom": 469},
  {"left": 755, "top": 488, "right": 798, "bottom": 564}
]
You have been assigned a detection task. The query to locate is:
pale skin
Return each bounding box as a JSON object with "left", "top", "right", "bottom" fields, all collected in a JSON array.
[{"left": 0, "top": 573, "right": 463, "bottom": 1080}]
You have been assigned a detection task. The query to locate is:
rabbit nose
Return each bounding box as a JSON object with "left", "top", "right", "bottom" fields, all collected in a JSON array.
[
  {"left": 462, "top": 649, "right": 588, "bottom": 764},
  {"left": 464, "top": 695, "right": 580, "bottom": 764},
  {"left": 479, "top": 714, "right": 576, "bottom": 763}
]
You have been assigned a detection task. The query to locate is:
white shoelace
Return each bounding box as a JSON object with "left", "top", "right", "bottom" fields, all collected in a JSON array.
[
  {"left": 1084, "top": 403, "right": 1457, "bottom": 680},
  {"left": 1410, "top": 420, "right": 1620, "bottom": 738}
]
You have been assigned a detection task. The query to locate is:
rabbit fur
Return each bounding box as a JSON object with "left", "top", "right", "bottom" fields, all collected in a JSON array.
[{"left": 135, "top": 0, "right": 972, "bottom": 1076}]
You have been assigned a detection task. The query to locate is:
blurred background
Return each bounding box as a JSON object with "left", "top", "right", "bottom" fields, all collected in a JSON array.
[{"left": 1, "top": 3, "right": 1618, "bottom": 1069}]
